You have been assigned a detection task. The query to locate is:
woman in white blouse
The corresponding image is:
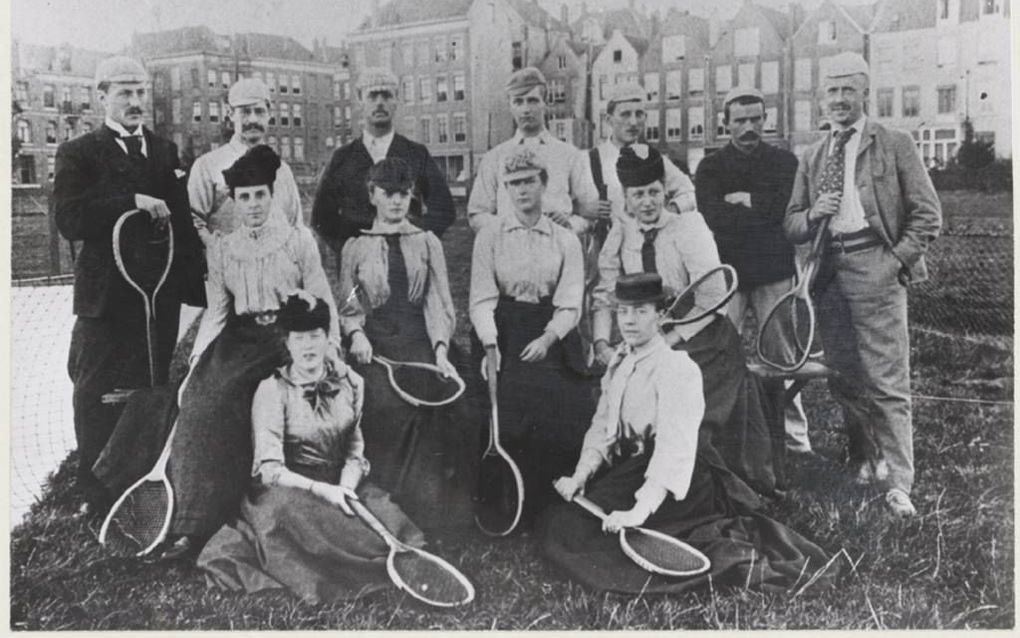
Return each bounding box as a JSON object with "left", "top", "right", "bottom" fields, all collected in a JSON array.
[
  {"left": 165, "top": 146, "right": 338, "bottom": 557},
  {"left": 541, "top": 273, "right": 832, "bottom": 594}
]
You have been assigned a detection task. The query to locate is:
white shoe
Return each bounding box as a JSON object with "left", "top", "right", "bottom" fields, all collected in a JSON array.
[{"left": 885, "top": 489, "right": 917, "bottom": 517}]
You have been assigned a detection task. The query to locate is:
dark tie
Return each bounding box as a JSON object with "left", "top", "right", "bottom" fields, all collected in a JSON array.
[
  {"left": 641, "top": 227, "right": 658, "bottom": 274},
  {"left": 122, "top": 135, "right": 144, "bottom": 161},
  {"left": 817, "top": 127, "right": 855, "bottom": 196}
]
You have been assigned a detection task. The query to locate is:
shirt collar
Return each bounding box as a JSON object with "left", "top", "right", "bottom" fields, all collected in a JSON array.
[
  {"left": 638, "top": 210, "right": 676, "bottom": 232},
  {"left": 363, "top": 218, "right": 423, "bottom": 236},
  {"left": 363, "top": 129, "right": 395, "bottom": 148},
  {"left": 228, "top": 136, "right": 250, "bottom": 153},
  {"left": 513, "top": 128, "right": 551, "bottom": 145},
  {"left": 105, "top": 118, "right": 143, "bottom": 137},
  {"left": 502, "top": 211, "right": 553, "bottom": 235},
  {"left": 833, "top": 115, "right": 867, "bottom": 139}
]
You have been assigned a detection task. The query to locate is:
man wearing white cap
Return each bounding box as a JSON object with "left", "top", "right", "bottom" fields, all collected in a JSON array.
[
  {"left": 312, "top": 66, "right": 455, "bottom": 256},
  {"left": 695, "top": 86, "right": 808, "bottom": 453},
  {"left": 53, "top": 55, "right": 205, "bottom": 514},
  {"left": 188, "top": 77, "right": 303, "bottom": 242},
  {"left": 468, "top": 67, "right": 599, "bottom": 236},
  {"left": 784, "top": 51, "right": 942, "bottom": 517}
]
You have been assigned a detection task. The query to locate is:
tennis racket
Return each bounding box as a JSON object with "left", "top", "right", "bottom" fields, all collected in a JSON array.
[
  {"left": 757, "top": 218, "right": 830, "bottom": 372},
  {"left": 659, "top": 264, "right": 738, "bottom": 326},
  {"left": 371, "top": 356, "right": 465, "bottom": 408},
  {"left": 573, "top": 495, "right": 711, "bottom": 577},
  {"left": 349, "top": 498, "right": 475, "bottom": 607},
  {"left": 474, "top": 347, "right": 525, "bottom": 537},
  {"left": 112, "top": 209, "right": 174, "bottom": 385},
  {"left": 99, "top": 420, "right": 178, "bottom": 556}
]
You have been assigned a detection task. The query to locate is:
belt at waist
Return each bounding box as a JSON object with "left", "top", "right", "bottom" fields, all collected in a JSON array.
[
  {"left": 828, "top": 228, "right": 883, "bottom": 254},
  {"left": 498, "top": 294, "right": 553, "bottom": 307}
]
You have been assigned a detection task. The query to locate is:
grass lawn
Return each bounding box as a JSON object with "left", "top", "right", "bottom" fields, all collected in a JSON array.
[{"left": 9, "top": 197, "right": 1014, "bottom": 630}]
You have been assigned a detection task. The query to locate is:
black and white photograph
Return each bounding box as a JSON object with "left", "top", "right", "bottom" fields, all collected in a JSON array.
[{"left": 7, "top": 0, "right": 1014, "bottom": 630}]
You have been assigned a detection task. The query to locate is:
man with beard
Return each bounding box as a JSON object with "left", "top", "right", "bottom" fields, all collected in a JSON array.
[
  {"left": 468, "top": 67, "right": 599, "bottom": 236},
  {"left": 312, "top": 67, "right": 455, "bottom": 258},
  {"left": 784, "top": 53, "right": 941, "bottom": 517},
  {"left": 694, "top": 87, "right": 808, "bottom": 453},
  {"left": 54, "top": 56, "right": 204, "bottom": 514},
  {"left": 188, "top": 78, "right": 303, "bottom": 243}
]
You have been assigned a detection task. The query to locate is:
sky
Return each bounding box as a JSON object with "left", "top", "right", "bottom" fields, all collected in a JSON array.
[{"left": 12, "top": 0, "right": 875, "bottom": 53}]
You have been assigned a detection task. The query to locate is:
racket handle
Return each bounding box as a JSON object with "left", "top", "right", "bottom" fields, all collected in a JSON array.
[
  {"left": 573, "top": 495, "right": 608, "bottom": 521},
  {"left": 349, "top": 497, "right": 397, "bottom": 546}
]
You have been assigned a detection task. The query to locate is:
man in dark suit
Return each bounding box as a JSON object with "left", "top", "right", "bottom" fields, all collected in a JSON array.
[
  {"left": 54, "top": 56, "right": 204, "bottom": 514},
  {"left": 784, "top": 52, "right": 942, "bottom": 517},
  {"left": 311, "top": 67, "right": 455, "bottom": 265}
]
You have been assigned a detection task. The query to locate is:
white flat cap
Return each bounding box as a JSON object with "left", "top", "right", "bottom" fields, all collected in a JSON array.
[
  {"left": 824, "top": 52, "right": 870, "bottom": 79},
  {"left": 228, "top": 78, "right": 271, "bottom": 107},
  {"left": 95, "top": 56, "right": 148, "bottom": 87},
  {"left": 723, "top": 85, "right": 764, "bottom": 105},
  {"left": 356, "top": 67, "right": 399, "bottom": 93}
]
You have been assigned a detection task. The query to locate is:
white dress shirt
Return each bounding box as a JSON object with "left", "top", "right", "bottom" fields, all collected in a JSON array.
[
  {"left": 105, "top": 117, "right": 148, "bottom": 157},
  {"left": 362, "top": 129, "right": 395, "bottom": 164},
  {"left": 828, "top": 114, "right": 868, "bottom": 234}
]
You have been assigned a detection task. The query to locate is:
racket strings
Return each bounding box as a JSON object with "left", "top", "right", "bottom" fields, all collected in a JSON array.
[
  {"left": 474, "top": 456, "right": 522, "bottom": 534},
  {"left": 116, "top": 221, "right": 172, "bottom": 293},
  {"left": 624, "top": 529, "right": 709, "bottom": 574},
  {"left": 758, "top": 294, "right": 815, "bottom": 369},
  {"left": 665, "top": 266, "right": 737, "bottom": 324},
  {"left": 103, "top": 482, "right": 170, "bottom": 556},
  {"left": 392, "top": 550, "right": 472, "bottom": 606}
]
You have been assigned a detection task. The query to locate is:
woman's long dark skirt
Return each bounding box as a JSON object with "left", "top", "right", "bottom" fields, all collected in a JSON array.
[
  {"left": 538, "top": 449, "right": 833, "bottom": 594},
  {"left": 168, "top": 317, "right": 287, "bottom": 537},
  {"left": 493, "top": 298, "right": 599, "bottom": 524}
]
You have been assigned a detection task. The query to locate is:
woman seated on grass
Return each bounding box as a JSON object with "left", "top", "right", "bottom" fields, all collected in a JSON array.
[
  {"left": 337, "top": 158, "right": 474, "bottom": 530},
  {"left": 540, "top": 273, "right": 832, "bottom": 594},
  {"left": 198, "top": 293, "right": 424, "bottom": 603}
]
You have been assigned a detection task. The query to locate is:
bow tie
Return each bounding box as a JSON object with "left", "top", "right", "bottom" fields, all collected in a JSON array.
[{"left": 300, "top": 371, "right": 343, "bottom": 415}]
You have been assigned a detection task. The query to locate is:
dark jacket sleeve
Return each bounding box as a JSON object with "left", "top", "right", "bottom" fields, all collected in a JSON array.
[
  {"left": 54, "top": 138, "right": 137, "bottom": 241},
  {"left": 419, "top": 148, "right": 456, "bottom": 237},
  {"left": 695, "top": 149, "right": 792, "bottom": 237},
  {"left": 311, "top": 147, "right": 344, "bottom": 243}
]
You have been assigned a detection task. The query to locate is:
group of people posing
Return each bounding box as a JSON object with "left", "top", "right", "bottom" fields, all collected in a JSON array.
[{"left": 54, "top": 47, "right": 940, "bottom": 603}]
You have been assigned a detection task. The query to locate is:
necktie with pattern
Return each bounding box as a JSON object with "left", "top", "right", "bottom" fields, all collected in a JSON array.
[
  {"left": 817, "top": 127, "right": 855, "bottom": 196},
  {"left": 641, "top": 227, "right": 659, "bottom": 274}
]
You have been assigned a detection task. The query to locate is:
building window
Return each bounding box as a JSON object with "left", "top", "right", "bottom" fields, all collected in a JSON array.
[
  {"left": 666, "top": 108, "right": 683, "bottom": 141},
  {"left": 548, "top": 78, "right": 566, "bottom": 103},
  {"left": 761, "top": 61, "right": 779, "bottom": 94},
  {"left": 450, "top": 36, "right": 463, "bottom": 61},
  {"left": 325, "top": 136, "right": 334, "bottom": 147},
  {"left": 279, "top": 77, "right": 288, "bottom": 94},
  {"left": 644, "top": 73, "right": 659, "bottom": 102},
  {"left": 794, "top": 58, "right": 811, "bottom": 91},
  {"left": 294, "top": 103, "right": 303, "bottom": 127},
  {"left": 613, "top": 49, "right": 623, "bottom": 63},
  {"left": 292, "top": 74, "right": 301, "bottom": 95},
  {"left": 437, "top": 76, "right": 449, "bottom": 102},
  {"left": 420, "top": 117, "right": 431, "bottom": 144},
  {"left": 715, "top": 66, "right": 732, "bottom": 93},
  {"left": 817, "top": 20, "right": 837, "bottom": 44},
  {"left": 877, "top": 88, "right": 894, "bottom": 118},
  {"left": 665, "top": 70, "right": 682, "bottom": 101},
  {"left": 453, "top": 72, "right": 466, "bottom": 100},
  {"left": 662, "top": 35, "right": 686, "bottom": 62},
  {"left": 48, "top": 155, "right": 56, "bottom": 181},
  {"left": 558, "top": 55, "right": 567, "bottom": 69},
  {"left": 16, "top": 119, "right": 32, "bottom": 143},
  {"left": 268, "top": 135, "right": 278, "bottom": 151},
  {"left": 764, "top": 106, "right": 778, "bottom": 133},
  {"left": 937, "top": 36, "right": 957, "bottom": 67},
  {"left": 46, "top": 121, "right": 57, "bottom": 144},
  {"left": 221, "top": 71, "right": 230, "bottom": 89},
  {"left": 63, "top": 122, "right": 74, "bottom": 141},
  {"left": 267, "top": 72, "right": 276, "bottom": 92},
  {"left": 645, "top": 109, "right": 660, "bottom": 141},
  {"left": 208, "top": 69, "right": 217, "bottom": 88},
  {"left": 403, "top": 116, "right": 416, "bottom": 137},
  {"left": 453, "top": 113, "right": 466, "bottom": 142},
  {"left": 419, "top": 77, "right": 432, "bottom": 103},
  {"left": 688, "top": 106, "right": 704, "bottom": 139},
  {"left": 80, "top": 85, "right": 91, "bottom": 110},
  {"left": 280, "top": 103, "right": 290, "bottom": 126},
  {"left": 208, "top": 101, "right": 219, "bottom": 123},
  {"left": 716, "top": 112, "right": 729, "bottom": 138},
  {"left": 294, "top": 137, "right": 305, "bottom": 161},
  {"left": 17, "top": 155, "right": 36, "bottom": 184},
  {"left": 599, "top": 75, "right": 609, "bottom": 99},
  {"left": 281, "top": 136, "right": 291, "bottom": 159},
  {"left": 61, "top": 86, "right": 72, "bottom": 110},
  {"left": 437, "top": 115, "right": 448, "bottom": 143},
  {"left": 402, "top": 42, "right": 414, "bottom": 66},
  {"left": 344, "top": 105, "right": 351, "bottom": 120},
  {"left": 170, "top": 67, "right": 181, "bottom": 91},
  {"left": 270, "top": 106, "right": 277, "bottom": 126},
  {"left": 794, "top": 99, "right": 812, "bottom": 131},
  {"left": 189, "top": 67, "right": 200, "bottom": 88},
  {"left": 688, "top": 68, "right": 704, "bottom": 94},
  {"left": 193, "top": 101, "right": 202, "bottom": 122},
  {"left": 434, "top": 37, "right": 448, "bottom": 62},
  {"left": 902, "top": 86, "right": 921, "bottom": 117},
  {"left": 512, "top": 42, "right": 523, "bottom": 70},
  {"left": 734, "top": 27, "right": 760, "bottom": 56},
  {"left": 937, "top": 85, "right": 957, "bottom": 114},
  {"left": 43, "top": 85, "right": 55, "bottom": 108},
  {"left": 738, "top": 63, "right": 755, "bottom": 88},
  {"left": 14, "top": 81, "right": 28, "bottom": 104},
  {"left": 418, "top": 41, "right": 430, "bottom": 66},
  {"left": 333, "top": 80, "right": 340, "bottom": 99},
  {"left": 332, "top": 106, "right": 340, "bottom": 127},
  {"left": 402, "top": 77, "right": 414, "bottom": 102},
  {"left": 342, "top": 81, "right": 351, "bottom": 99}
]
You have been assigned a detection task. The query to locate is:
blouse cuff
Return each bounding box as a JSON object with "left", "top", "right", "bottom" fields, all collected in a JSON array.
[
  {"left": 573, "top": 448, "right": 605, "bottom": 482},
  {"left": 633, "top": 479, "right": 668, "bottom": 516}
]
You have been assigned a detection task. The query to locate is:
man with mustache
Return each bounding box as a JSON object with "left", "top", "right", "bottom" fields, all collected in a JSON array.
[
  {"left": 312, "top": 67, "right": 455, "bottom": 259},
  {"left": 188, "top": 78, "right": 303, "bottom": 243},
  {"left": 694, "top": 86, "right": 808, "bottom": 453},
  {"left": 467, "top": 67, "right": 599, "bottom": 236},
  {"left": 53, "top": 56, "right": 205, "bottom": 515},
  {"left": 784, "top": 53, "right": 941, "bottom": 517}
]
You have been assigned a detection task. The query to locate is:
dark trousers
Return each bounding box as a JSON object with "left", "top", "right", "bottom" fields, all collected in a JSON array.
[{"left": 67, "top": 304, "right": 179, "bottom": 508}]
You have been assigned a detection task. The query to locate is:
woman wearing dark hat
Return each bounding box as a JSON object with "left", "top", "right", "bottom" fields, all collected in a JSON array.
[
  {"left": 165, "top": 145, "right": 340, "bottom": 556},
  {"left": 591, "top": 145, "right": 780, "bottom": 495},
  {"left": 337, "top": 157, "right": 473, "bottom": 529},
  {"left": 540, "top": 273, "right": 832, "bottom": 594},
  {"left": 469, "top": 147, "right": 597, "bottom": 525},
  {"left": 197, "top": 293, "right": 424, "bottom": 603}
]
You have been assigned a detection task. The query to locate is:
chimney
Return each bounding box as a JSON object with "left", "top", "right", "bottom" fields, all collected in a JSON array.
[{"left": 561, "top": 3, "right": 569, "bottom": 24}]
